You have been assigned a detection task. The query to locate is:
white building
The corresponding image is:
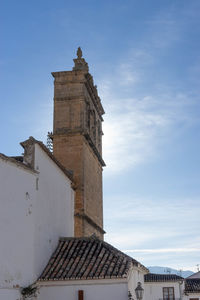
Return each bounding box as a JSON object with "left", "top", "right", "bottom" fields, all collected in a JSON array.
[
  {"left": 144, "top": 273, "right": 184, "bottom": 300},
  {"left": 36, "top": 237, "right": 148, "bottom": 300},
  {"left": 0, "top": 136, "right": 148, "bottom": 300},
  {"left": 0, "top": 137, "right": 74, "bottom": 299}
]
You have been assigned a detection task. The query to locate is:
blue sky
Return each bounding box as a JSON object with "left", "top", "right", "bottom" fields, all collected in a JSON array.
[{"left": 1, "top": 0, "right": 200, "bottom": 272}]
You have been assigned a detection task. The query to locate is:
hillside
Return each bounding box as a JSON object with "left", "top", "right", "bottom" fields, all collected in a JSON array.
[{"left": 148, "top": 266, "right": 194, "bottom": 278}]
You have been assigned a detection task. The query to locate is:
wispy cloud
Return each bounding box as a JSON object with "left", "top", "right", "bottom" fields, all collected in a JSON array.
[
  {"left": 118, "top": 63, "right": 140, "bottom": 86},
  {"left": 105, "top": 195, "right": 200, "bottom": 222},
  {"left": 94, "top": 3, "right": 200, "bottom": 177},
  {"left": 145, "top": 12, "right": 180, "bottom": 49},
  {"left": 124, "top": 248, "right": 200, "bottom": 254},
  {"left": 28, "top": 86, "right": 53, "bottom": 143},
  {"left": 96, "top": 27, "right": 200, "bottom": 175},
  {"left": 104, "top": 193, "right": 200, "bottom": 267},
  {"left": 100, "top": 85, "right": 198, "bottom": 175}
]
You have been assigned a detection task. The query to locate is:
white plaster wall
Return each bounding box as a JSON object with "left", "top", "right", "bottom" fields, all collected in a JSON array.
[
  {"left": 38, "top": 282, "right": 128, "bottom": 300},
  {"left": 0, "top": 143, "right": 74, "bottom": 298},
  {"left": 0, "top": 158, "right": 36, "bottom": 288},
  {"left": 144, "top": 281, "right": 183, "bottom": 300},
  {"left": 33, "top": 144, "right": 74, "bottom": 279},
  {"left": 0, "top": 288, "right": 21, "bottom": 300},
  {"left": 128, "top": 267, "right": 146, "bottom": 300}
]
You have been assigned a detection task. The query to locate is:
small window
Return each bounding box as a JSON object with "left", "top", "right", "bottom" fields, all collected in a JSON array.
[
  {"left": 163, "top": 287, "right": 175, "bottom": 300},
  {"left": 78, "top": 290, "right": 84, "bottom": 300}
]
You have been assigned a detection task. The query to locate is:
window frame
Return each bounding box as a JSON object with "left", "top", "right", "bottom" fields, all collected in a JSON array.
[{"left": 163, "top": 287, "right": 175, "bottom": 300}]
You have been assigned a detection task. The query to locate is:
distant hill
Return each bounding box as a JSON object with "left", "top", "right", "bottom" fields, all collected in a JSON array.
[{"left": 148, "top": 266, "right": 194, "bottom": 278}]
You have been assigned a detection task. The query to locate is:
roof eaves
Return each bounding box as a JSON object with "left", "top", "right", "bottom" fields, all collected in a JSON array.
[
  {"left": 0, "top": 153, "right": 38, "bottom": 174},
  {"left": 20, "top": 136, "right": 75, "bottom": 184}
]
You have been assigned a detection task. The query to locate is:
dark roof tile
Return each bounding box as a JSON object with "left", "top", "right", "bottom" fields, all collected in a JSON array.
[
  {"left": 144, "top": 273, "right": 183, "bottom": 282},
  {"left": 185, "top": 279, "right": 200, "bottom": 293},
  {"left": 38, "top": 237, "right": 148, "bottom": 281}
]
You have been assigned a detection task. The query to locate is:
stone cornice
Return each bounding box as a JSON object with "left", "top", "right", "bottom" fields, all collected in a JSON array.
[
  {"left": 51, "top": 70, "right": 86, "bottom": 81},
  {"left": 53, "top": 128, "right": 83, "bottom": 135},
  {"left": 53, "top": 130, "right": 105, "bottom": 167},
  {"left": 74, "top": 212, "right": 106, "bottom": 234},
  {"left": 54, "top": 96, "right": 84, "bottom": 102},
  {"left": 51, "top": 71, "right": 105, "bottom": 121},
  {"left": 52, "top": 71, "right": 74, "bottom": 78}
]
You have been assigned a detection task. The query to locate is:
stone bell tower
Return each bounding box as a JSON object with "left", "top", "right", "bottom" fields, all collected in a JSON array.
[{"left": 52, "top": 48, "right": 105, "bottom": 239}]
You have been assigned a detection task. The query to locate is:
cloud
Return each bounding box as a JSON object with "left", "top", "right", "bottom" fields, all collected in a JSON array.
[
  {"left": 96, "top": 35, "right": 200, "bottom": 176},
  {"left": 145, "top": 13, "right": 180, "bottom": 49},
  {"left": 124, "top": 248, "right": 200, "bottom": 254},
  {"left": 105, "top": 195, "right": 200, "bottom": 223},
  {"left": 100, "top": 88, "right": 198, "bottom": 175},
  {"left": 104, "top": 193, "right": 200, "bottom": 264},
  {"left": 118, "top": 63, "right": 140, "bottom": 86},
  {"left": 27, "top": 86, "right": 53, "bottom": 143},
  {"left": 105, "top": 227, "right": 200, "bottom": 270},
  {"left": 95, "top": 4, "right": 200, "bottom": 177}
]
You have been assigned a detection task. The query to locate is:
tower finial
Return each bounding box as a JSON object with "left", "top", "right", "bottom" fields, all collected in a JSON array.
[
  {"left": 73, "top": 47, "right": 89, "bottom": 72},
  {"left": 77, "top": 47, "right": 82, "bottom": 59}
]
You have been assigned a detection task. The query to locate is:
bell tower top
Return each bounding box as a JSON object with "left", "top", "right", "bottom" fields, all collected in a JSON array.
[{"left": 73, "top": 47, "right": 89, "bottom": 72}]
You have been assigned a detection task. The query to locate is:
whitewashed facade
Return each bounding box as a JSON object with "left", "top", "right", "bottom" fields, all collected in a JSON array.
[
  {"left": 0, "top": 137, "right": 74, "bottom": 299},
  {"left": 37, "top": 266, "right": 147, "bottom": 300},
  {"left": 144, "top": 281, "right": 184, "bottom": 300}
]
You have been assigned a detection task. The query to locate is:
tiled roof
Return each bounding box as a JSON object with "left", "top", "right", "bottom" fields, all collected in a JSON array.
[
  {"left": 185, "top": 279, "right": 200, "bottom": 293},
  {"left": 187, "top": 271, "right": 200, "bottom": 279},
  {"left": 11, "top": 156, "right": 23, "bottom": 162},
  {"left": 144, "top": 273, "right": 183, "bottom": 282},
  {"left": 38, "top": 237, "right": 148, "bottom": 281}
]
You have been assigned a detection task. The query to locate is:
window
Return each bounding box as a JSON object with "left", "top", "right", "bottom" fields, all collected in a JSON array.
[
  {"left": 78, "top": 290, "right": 84, "bottom": 300},
  {"left": 163, "top": 287, "right": 175, "bottom": 300}
]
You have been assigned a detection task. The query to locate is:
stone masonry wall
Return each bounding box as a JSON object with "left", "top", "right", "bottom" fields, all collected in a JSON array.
[{"left": 52, "top": 59, "right": 105, "bottom": 239}]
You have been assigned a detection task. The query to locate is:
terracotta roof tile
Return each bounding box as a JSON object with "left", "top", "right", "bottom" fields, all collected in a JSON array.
[
  {"left": 38, "top": 237, "right": 147, "bottom": 281},
  {"left": 144, "top": 273, "right": 183, "bottom": 282},
  {"left": 185, "top": 279, "right": 200, "bottom": 293}
]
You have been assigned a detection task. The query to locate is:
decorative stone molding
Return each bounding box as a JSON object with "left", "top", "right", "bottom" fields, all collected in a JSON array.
[{"left": 74, "top": 212, "right": 106, "bottom": 235}]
